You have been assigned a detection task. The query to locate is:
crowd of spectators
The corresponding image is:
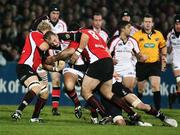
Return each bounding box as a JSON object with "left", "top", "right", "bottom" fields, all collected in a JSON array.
[{"left": 0, "top": 0, "right": 179, "bottom": 64}]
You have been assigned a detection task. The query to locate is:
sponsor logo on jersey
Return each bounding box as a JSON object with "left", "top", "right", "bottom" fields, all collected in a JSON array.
[
  {"left": 139, "top": 38, "right": 144, "bottom": 42},
  {"left": 155, "top": 38, "right": 159, "bottom": 41},
  {"left": 65, "top": 34, "right": 70, "bottom": 39},
  {"left": 144, "top": 43, "right": 155, "bottom": 48}
]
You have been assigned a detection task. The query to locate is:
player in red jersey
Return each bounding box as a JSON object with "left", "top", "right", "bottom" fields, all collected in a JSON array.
[
  {"left": 11, "top": 21, "right": 58, "bottom": 122},
  {"left": 30, "top": 3, "right": 68, "bottom": 115},
  {"left": 45, "top": 29, "right": 144, "bottom": 125}
]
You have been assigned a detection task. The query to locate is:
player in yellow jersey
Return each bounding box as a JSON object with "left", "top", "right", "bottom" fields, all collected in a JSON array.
[{"left": 133, "top": 14, "right": 167, "bottom": 110}]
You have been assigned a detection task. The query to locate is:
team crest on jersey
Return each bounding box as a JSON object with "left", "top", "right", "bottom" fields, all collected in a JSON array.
[
  {"left": 139, "top": 38, "right": 144, "bottom": 42},
  {"left": 155, "top": 38, "right": 159, "bottom": 41},
  {"left": 171, "top": 36, "right": 176, "bottom": 39},
  {"left": 118, "top": 43, "right": 123, "bottom": 46},
  {"left": 65, "top": 34, "right": 70, "bottom": 39}
]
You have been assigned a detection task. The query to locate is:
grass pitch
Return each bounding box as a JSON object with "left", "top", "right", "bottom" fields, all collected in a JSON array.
[{"left": 0, "top": 105, "right": 180, "bottom": 135}]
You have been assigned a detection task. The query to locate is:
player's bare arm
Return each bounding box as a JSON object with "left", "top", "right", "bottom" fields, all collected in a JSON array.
[
  {"left": 160, "top": 46, "right": 167, "bottom": 71},
  {"left": 70, "top": 33, "right": 89, "bottom": 64},
  {"left": 45, "top": 48, "right": 75, "bottom": 64},
  {"left": 136, "top": 52, "right": 148, "bottom": 62}
]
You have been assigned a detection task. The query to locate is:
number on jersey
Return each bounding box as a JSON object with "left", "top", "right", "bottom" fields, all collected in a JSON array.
[{"left": 88, "top": 30, "right": 99, "bottom": 40}]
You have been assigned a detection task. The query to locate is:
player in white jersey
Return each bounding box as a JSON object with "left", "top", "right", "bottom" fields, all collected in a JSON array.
[
  {"left": 30, "top": 4, "right": 68, "bottom": 115},
  {"left": 48, "top": 4, "right": 68, "bottom": 115},
  {"left": 109, "top": 21, "right": 147, "bottom": 91},
  {"left": 167, "top": 14, "right": 180, "bottom": 106}
]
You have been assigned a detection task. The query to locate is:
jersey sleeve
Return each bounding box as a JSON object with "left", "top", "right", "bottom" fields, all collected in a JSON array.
[
  {"left": 132, "top": 38, "right": 140, "bottom": 54},
  {"left": 31, "top": 32, "right": 44, "bottom": 47},
  {"left": 57, "top": 32, "right": 82, "bottom": 42},
  {"left": 68, "top": 41, "right": 79, "bottom": 49},
  {"left": 166, "top": 32, "right": 171, "bottom": 47}
]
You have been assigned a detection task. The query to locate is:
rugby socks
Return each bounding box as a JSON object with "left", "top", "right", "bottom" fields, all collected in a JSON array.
[
  {"left": 153, "top": 91, "right": 161, "bottom": 110},
  {"left": 17, "top": 90, "right": 36, "bottom": 111},
  {"left": 91, "top": 108, "right": 99, "bottom": 118},
  {"left": 110, "top": 95, "right": 135, "bottom": 116},
  {"left": 52, "top": 87, "right": 60, "bottom": 109},
  {"left": 32, "top": 96, "right": 47, "bottom": 118},
  {"left": 146, "top": 106, "right": 165, "bottom": 121},
  {"left": 87, "top": 95, "right": 107, "bottom": 117},
  {"left": 65, "top": 89, "right": 80, "bottom": 107}
]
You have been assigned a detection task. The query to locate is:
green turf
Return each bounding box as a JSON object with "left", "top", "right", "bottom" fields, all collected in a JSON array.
[{"left": 0, "top": 105, "right": 180, "bottom": 135}]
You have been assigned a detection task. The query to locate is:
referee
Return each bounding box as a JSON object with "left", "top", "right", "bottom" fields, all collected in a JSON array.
[{"left": 133, "top": 13, "right": 167, "bottom": 111}]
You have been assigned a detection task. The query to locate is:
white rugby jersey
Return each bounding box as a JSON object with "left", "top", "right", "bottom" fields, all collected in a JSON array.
[
  {"left": 109, "top": 36, "right": 140, "bottom": 71},
  {"left": 114, "top": 25, "right": 138, "bottom": 36},
  {"left": 167, "top": 29, "right": 180, "bottom": 64}
]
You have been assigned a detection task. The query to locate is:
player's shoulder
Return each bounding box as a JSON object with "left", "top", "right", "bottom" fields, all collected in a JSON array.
[
  {"left": 129, "top": 36, "right": 137, "bottom": 42},
  {"left": 31, "top": 31, "right": 43, "bottom": 37},
  {"left": 154, "top": 29, "right": 163, "bottom": 36},
  {"left": 101, "top": 28, "right": 109, "bottom": 35},
  {"left": 107, "top": 35, "right": 119, "bottom": 47},
  {"left": 58, "top": 19, "right": 67, "bottom": 26}
]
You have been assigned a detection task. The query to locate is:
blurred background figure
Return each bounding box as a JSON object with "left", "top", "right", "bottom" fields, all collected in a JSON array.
[{"left": 167, "top": 14, "right": 180, "bottom": 108}]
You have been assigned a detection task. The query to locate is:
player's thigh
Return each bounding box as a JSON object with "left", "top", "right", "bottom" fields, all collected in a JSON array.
[
  {"left": 149, "top": 76, "right": 160, "bottom": 91},
  {"left": 64, "top": 72, "right": 78, "bottom": 90},
  {"left": 81, "top": 75, "right": 100, "bottom": 98},
  {"left": 122, "top": 76, "right": 136, "bottom": 91},
  {"left": 50, "top": 72, "right": 61, "bottom": 85},
  {"left": 137, "top": 80, "right": 146, "bottom": 92},
  {"left": 124, "top": 93, "right": 140, "bottom": 106},
  {"left": 99, "top": 79, "right": 113, "bottom": 100}
]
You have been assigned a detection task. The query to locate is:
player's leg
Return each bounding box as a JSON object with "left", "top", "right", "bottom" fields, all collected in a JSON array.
[
  {"left": 50, "top": 71, "right": 61, "bottom": 115},
  {"left": 11, "top": 64, "right": 42, "bottom": 120},
  {"left": 100, "top": 96, "right": 126, "bottom": 126},
  {"left": 30, "top": 83, "right": 49, "bottom": 122},
  {"left": 136, "top": 62, "right": 148, "bottom": 100},
  {"left": 123, "top": 90, "right": 177, "bottom": 127},
  {"left": 174, "top": 69, "right": 180, "bottom": 94},
  {"left": 121, "top": 67, "right": 136, "bottom": 92},
  {"left": 122, "top": 76, "right": 136, "bottom": 92},
  {"left": 149, "top": 76, "right": 161, "bottom": 110},
  {"left": 63, "top": 69, "right": 82, "bottom": 118},
  {"left": 99, "top": 80, "right": 141, "bottom": 124},
  {"left": 169, "top": 63, "right": 180, "bottom": 107},
  {"left": 81, "top": 75, "right": 108, "bottom": 118}
]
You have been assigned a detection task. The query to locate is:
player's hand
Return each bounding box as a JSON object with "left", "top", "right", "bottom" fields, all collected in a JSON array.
[
  {"left": 45, "top": 56, "right": 56, "bottom": 65},
  {"left": 70, "top": 53, "right": 79, "bottom": 64},
  {"left": 161, "top": 56, "right": 167, "bottom": 72},
  {"left": 55, "top": 60, "right": 66, "bottom": 71},
  {"left": 139, "top": 54, "right": 148, "bottom": 62}
]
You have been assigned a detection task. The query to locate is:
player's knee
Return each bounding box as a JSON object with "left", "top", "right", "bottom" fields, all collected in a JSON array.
[
  {"left": 28, "top": 81, "right": 41, "bottom": 94},
  {"left": 132, "top": 98, "right": 142, "bottom": 109},
  {"left": 151, "top": 84, "right": 160, "bottom": 92},
  {"left": 65, "top": 82, "right": 75, "bottom": 91},
  {"left": 51, "top": 78, "right": 60, "bottom": 86},
  {"left": 136, "top": 102, "right": 150, "bottom": 111},
  {"left": 81, "top": 89, "right": 92, "bottom": 100},
  {"left": 39, "top": 85, "right": 49, "bottom": 99},
  {"left": 113, "top": 116, "right": 126, "bottom": 126}
]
